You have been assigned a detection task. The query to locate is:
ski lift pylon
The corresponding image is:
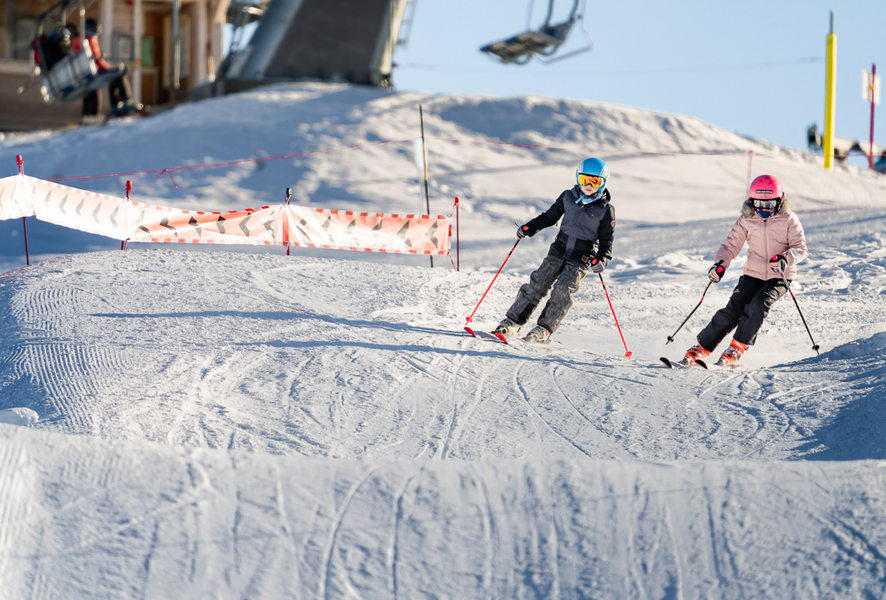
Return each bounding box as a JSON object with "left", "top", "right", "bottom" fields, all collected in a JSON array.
[{"left": 480, "top": 0, "right": 592, "bottom": 65}]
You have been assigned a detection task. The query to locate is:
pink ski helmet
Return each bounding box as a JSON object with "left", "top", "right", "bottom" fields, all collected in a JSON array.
[{"left": 749, "top": 174, "right": 783, "bottom": 200}]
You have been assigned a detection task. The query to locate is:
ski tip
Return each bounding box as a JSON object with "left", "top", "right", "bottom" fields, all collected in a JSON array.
[
  {"left": 659, "top": 357, "right": 674, "bottom": 368},
  {"left": 464, "top": 326, "right": 477, "bottom": 337},
  {"left": 695, "top": 359, "right": 709, "bottom": 369},
  {"left": 493, "top": 332, "right": 508, "bottom": 344}
]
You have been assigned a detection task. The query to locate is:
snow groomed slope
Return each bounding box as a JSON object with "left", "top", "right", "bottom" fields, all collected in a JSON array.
[{"left": 1, "top": 83, "right": 886, "bottom": 598}]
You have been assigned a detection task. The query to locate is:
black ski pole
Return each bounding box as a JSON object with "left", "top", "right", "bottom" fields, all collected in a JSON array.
[
  {"left": 779, "top": 272, "right": 820, "bottom": 355},
  {"left": 666, "top": 280, "right": 712, "bottom": 344}
]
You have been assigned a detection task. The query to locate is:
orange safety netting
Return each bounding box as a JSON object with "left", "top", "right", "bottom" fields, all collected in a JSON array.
[{"left": 0, "top": 175, "right": 450, "bottom": 255}]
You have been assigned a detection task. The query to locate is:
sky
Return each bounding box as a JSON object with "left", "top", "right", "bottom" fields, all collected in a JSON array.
[{"left": 392, "top": 0, "right": 886, "bottom": 160}]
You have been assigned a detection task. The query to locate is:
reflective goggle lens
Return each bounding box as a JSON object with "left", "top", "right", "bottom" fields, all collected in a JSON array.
[
  {"left": 753, "top": 199, "right": 777, "bottom": 211},
  {"left": 579, "top": 174, "right": 603, "bottom": 188}
]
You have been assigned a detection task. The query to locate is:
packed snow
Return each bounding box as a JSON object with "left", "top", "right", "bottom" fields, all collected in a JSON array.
[{"left": 1, "top": 83, "right": 886, "bottom": 598}]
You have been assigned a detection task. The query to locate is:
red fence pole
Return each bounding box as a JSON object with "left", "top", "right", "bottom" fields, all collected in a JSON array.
[
  {"left": 285, "top": 187, "right": 292, "bottom": 256},
  {"left": 455, "top": 197, "right": 460, "bottom": 272},
  {"left": 122, "top": 180, "right": 132, "bottom": 250}
]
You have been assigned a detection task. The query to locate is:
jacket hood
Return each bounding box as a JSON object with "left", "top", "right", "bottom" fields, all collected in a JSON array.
[{"left": 741, "top": 194, "right": 791, "bottom": 218}]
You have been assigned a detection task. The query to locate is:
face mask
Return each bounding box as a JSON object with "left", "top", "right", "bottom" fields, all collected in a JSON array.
[{"left": 578, "top": 186, "right": 602, "bottom": 203}]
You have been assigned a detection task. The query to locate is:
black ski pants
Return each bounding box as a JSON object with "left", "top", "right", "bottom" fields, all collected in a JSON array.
[
  {"left": 697, "top": 275, "right": 789, "bottom": 351},
  {"left": 506, "top": 255, "right": 588, "bottom": 334}
]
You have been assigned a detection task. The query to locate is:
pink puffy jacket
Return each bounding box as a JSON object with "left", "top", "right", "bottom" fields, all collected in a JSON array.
[{"left": 714, "top": 195, "right": 808, "bottom": 281}]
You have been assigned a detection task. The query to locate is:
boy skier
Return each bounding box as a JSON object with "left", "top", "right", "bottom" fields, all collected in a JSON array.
[
  {"left": 683, "top": 174, "right": 808, "bottom": 366},
  {"left": 494, "top": 157, "right": 615, "bottom": 343}
]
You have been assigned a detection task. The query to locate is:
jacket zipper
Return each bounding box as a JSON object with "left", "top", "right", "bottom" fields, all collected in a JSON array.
[{"left": 762, "top": 218, "right": 771, "bottom": 277}]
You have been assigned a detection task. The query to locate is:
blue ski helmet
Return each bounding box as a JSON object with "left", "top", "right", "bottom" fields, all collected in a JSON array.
[{"left": 575, "top": 157, "right": 609, "bottom": 202}]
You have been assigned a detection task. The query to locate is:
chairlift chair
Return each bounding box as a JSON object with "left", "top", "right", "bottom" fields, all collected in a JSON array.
[
  {"left": 480, "top": 0, "right": 592, "bottom": 65},
  {"left": 25, "top": 0, "right": 126, "bottom": 104}
]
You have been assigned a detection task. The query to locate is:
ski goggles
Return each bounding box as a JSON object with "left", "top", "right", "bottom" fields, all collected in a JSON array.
[
  {"left": 752, "top": 199, "right": 778, "bottom": 211},
  {"left": 578, "top": 174, "right": 604, "bottom": 188}
]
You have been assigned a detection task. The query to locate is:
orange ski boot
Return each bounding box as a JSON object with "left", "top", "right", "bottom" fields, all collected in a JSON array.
[
  {"left": 716, "top": 339, "right": 748, "bottom": 367},
  {"left": 680, "top": 343, "right": 711, "bottom": 367}
]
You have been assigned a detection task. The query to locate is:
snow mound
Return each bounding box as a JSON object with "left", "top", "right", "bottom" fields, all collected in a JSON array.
[
  {"left": 3, "top": 424, "right": 886, "bottom": 600},
  {"left": 822, "top": 331, "right": 886, "bottom": 360},
  {"left": 0, "top": 407, "right": 38, "bottom": 426}
]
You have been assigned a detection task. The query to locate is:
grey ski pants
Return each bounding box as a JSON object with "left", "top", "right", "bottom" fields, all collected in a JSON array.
[
  {"left": 697, "top": 275, "right": 789, "bottom": 350},
  {"left": 505, "top": 255, "right": 589, "bottom": 334}
]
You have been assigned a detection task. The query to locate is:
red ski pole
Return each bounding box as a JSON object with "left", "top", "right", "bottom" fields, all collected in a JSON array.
[
  {"left": 465, "top": 238, "right": 521, "bottom": 326},
  {"left": 598, "top": 272, "right": 632, "bottom": 359}
]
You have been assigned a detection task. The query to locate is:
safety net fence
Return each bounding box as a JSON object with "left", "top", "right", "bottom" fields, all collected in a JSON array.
[{"left": 0, "top": 174, "right": 452, "bottom": 256}]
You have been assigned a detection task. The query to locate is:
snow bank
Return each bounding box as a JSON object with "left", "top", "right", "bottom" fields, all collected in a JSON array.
[
  {"left": 3, "top": 424, "right": 886, "bottom": 599},
  {"left": 0, "top": 407, "right": 38, "bottom": 425},
  {"left": 824, "top": 332, "right": 886, "bottom": 360}
]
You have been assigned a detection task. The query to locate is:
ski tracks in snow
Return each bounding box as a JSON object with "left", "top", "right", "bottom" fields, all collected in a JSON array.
[{"left": 1, "top": 250, "right": 882, "bottom": 466}]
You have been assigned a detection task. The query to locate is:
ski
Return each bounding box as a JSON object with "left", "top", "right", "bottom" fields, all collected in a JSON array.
[
  {"left": 660, "top": 357, "right": 708, "bottom": 369},
  {"left": 464, "top": 326, "right": 508, "bottom": 344},
  {"left": 710, "top": 362, "right": 748, "bottom": 371},
  {"left": 464, "top": 328, "right": 550, "bottom": 347},
  {"left": 492, "top": 333, "right": 552, "bottom": 346}
]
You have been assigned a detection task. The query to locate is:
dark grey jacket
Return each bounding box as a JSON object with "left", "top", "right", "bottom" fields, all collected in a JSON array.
[{"left": 523, "top": 187, "right": 615, "bottom": 266}]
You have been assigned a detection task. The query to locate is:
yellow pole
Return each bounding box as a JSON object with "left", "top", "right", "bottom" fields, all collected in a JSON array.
[{"left": 823, "top": 12, "right": 837, "bottom": 170}]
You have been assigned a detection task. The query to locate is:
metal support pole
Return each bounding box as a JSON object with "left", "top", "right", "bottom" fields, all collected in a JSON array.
[
  {"left": 172, "top": 0, "right": 182, "bottom": 94},
  {"left": 22, "top": 218, "right": 30, "bottom": 266},
  {"left": 870, "top": 63, "right": 877, "bottom": 170},
  {"left": 746, "top": 150, "right": 753, "bottom": 189},
  {"left": 16, "top": 155, "right": 29, "bottom": 266},
  {"left": 823, "top": 12, "right": 837, "bottom": 170},
  {"left": 420, "top": 105, "right": 433, "bottom": 268}
]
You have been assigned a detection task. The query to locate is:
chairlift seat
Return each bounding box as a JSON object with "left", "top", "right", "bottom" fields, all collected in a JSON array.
[
  {"left": 481, "top": 24, "right": 570, "bottom": 64},
  {"left": 39, "top": 41, "right": 125, "bottom": 103}
]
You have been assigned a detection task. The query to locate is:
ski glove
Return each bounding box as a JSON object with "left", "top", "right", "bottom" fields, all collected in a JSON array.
[
  {"left": 769, "top": 254, "right": 787, "bottom": 274},
  {"left": 516, "top": 224, "right": 534, "bottom": 239},
  {"left": 708, "top": 261, "right": 726, "bottom": 282},
  {"left": 591, "top": 258, "right": 606, "bottom": 274}
]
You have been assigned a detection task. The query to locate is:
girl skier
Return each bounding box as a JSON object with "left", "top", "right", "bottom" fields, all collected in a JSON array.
[
  {"left": 494, "top": 157, "right": 615, "bottom": 343},
  {"left": 682, "top": 174, "right": 808, "bottom": 367}
]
